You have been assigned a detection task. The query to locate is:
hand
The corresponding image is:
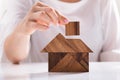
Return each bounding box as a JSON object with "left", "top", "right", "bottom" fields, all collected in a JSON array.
[{"left": 15, "top": 1, "right": 69, "bottom": 35}]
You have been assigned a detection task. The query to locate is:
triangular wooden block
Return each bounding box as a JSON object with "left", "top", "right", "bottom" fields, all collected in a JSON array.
[
  {"left": 48, "top": 53, "right": 67, "bottom": 71},
  {"left": 42, "top": 33, "right": 92, "bottom": 53},
  {"left": 49, "top": 53, "right": 88, "bottom": 72}
]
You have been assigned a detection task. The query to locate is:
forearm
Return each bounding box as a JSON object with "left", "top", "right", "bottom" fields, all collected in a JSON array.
[
  {"left": 4, "top": 31, "right": 30, "bottom": 64},
  {"left": 3, "top": 1, "right": 68, "bottom": 64}
]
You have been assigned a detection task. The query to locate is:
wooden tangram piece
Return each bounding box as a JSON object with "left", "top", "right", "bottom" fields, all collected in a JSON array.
[
  {"left": 42, "top": 33, "right": 92, "bottom": 53},
  {"left": 65, "top": 22, "right": 80, "bottom": 36},
  {"left": 41, "top": 22, "right": 92, "bottom": 72},
  {"left": 49, "top": 53, "right": 89, "bottom": 72}
]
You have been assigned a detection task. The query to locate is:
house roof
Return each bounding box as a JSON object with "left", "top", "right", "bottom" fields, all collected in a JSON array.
[{"left": 41, "top": 33, "right": 92, "bottom": 53}]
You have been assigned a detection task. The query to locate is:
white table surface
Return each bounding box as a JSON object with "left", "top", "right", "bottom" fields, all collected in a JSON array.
[{"left": 0, "top": 62, "right": 120, "bottom": 80}]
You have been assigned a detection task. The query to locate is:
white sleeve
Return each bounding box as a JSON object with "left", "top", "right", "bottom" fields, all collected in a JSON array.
[
  {"left": 100, "top": 0, "right": 120, "bottom": 61},
  {"left": 0, "top": 0, "right": 34, "bottom": 62}
]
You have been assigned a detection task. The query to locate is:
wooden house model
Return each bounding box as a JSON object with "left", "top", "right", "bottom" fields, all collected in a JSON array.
[{"left": 41, "top": 22, "right": 92, "bottom": 72}]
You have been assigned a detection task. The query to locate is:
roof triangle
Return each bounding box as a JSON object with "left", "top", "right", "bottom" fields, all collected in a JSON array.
[{"left": 41, "top": 33, "right": 92, "bottom": 53}]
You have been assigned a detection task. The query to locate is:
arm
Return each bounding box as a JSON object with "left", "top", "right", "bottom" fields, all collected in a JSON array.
[
  {"left": 4, "top": 0, "right": 68, "bottom": 64},
  {"left": 4, "top": 27, "right": 31, "bottom": 64},
  {"left": 100, "top": 0, "right": 120, "bottom": 61}
]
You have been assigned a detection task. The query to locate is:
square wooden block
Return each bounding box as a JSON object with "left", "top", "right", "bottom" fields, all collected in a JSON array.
[{"left": 65, "top": 22, "right": 80, "bottom": 36}]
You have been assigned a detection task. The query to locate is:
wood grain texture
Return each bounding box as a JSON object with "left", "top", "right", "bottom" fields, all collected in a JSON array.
[
  {"left": 41, "top": 21, "right": 92, "bottom": 72},
  {"left": 42, "top": 33, "right": 74, "bottom": 53},
  {"left": 42, "top": 33, "right": 92, "bottom": 53},
  {"left": 48, "top": 53, "right": 66, "bottom": 71},
  {"left": 49, "top": 53, "right": 89, "bottom": 72},
  {"left": 65, "top": 22, "right": 80, "bottom": 36}
]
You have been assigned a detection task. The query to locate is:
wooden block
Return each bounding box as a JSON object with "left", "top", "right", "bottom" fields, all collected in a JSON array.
[
  {"left": 48, "top": 53, "right": 67, "bottom": 71},
  {"left": 42, "top": 33, "right": 92, "bottom": 53},
  {"left": 65, "top": 22, "right": 80, "bottom": 36},
  {"left": 49, "top": 53, "right": 89, "bottom": 72},
  {"left": 67, "top": 39, "right": 92, "bottom": 52},
  {"left": 42, "top": 33, "right": 74, "bottom": 53}
]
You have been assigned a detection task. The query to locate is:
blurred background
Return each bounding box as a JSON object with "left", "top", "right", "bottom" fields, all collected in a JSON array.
[
  {"left": 116, "top": 0, "right": 120, "bottom": 13},
  {"left": 0, "top": 0, "right": 120, "bottom": 20}
]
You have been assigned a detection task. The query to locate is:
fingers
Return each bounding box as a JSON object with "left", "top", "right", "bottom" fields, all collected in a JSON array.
[
  {"left": 45, "top": 8, "right": 59, "bottom": 25},
  {"left": 35, "top": 23, "right": 49, "bottom": 31},
  {"left": 29, "top": 21, "right": 49, "bottom": 31},
  {"left": 30, "top": 1, "right": 69, "bottom": 29},
  {"left": 33, "top": 2, "right": 69, "bottom": 25},
  {"left": 21, "top": 21, "right": 49, "bottom": 35},
  {"left": 32, "top": 6, "right": 58, "bottom": 25},
  {"left": 55, "top": 11, "right": 69, "bottom": 25},
  {"left": 30, "top": 11, "right": 52, "bottom": 26},
  {"left": 35, "top": 1, "right": 48, "bottom": 7}
]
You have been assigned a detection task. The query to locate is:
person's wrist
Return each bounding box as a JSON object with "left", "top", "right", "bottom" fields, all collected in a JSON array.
[
  {"left": 11, "top": 30, "right": 31, "bottom": 38},
  {"left": 14, "top": 20, "right": 32, "bottom": 36},
  {"left": 12, "top": 25, "right": 31, "bottom": 38}
]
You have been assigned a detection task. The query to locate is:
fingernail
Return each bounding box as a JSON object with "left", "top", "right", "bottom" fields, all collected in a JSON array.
[{"left": 64, "top": 19, "right": 69, "bottom": 24}]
